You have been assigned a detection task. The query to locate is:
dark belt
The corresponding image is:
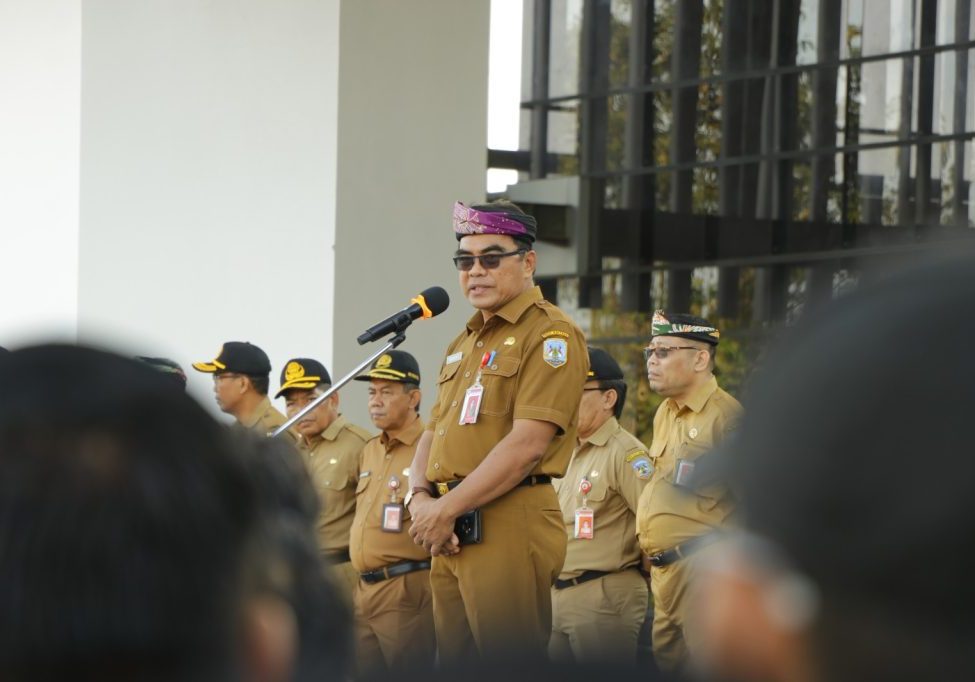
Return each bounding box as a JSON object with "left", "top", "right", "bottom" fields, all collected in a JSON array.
[
  {"left": 323, "top": 548, "right": 351, "bottom": 564},
  {"left": 553, "top": 569, "right": 612, "bottom": 590},
  {"left": 359, "top": 560, "right": 431, "bottom": 585},
  {"left": 647, "top": 535, "right": 713, "bottom": 568},
  {"left": 434, "top": 474, "right": 552, "bottom": 498}
]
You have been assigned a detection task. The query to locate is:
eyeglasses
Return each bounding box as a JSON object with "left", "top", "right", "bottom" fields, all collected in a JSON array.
[
  {"left": 452, "top": 249, "right": 525, "bottom": 271},
  {"left": 643, "top": 346, "right": 701, "bottom": 362}
]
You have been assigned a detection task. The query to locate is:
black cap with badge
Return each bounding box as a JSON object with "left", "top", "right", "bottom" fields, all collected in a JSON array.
[
  {"left": 354, "top": 350, "right": 421, "bottom": 385},
  {"left": 275, "top": 358, "right": 331, "bottom": 399},
  {"left": 192, "top": 342, "right": 271, "bottom": 376},
  {"left": 587, "top": 347, "right": 625, "bottom": 382}
]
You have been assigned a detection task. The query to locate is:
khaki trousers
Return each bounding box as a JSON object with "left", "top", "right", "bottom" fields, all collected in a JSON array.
[
  {"left": 354, "top": 569, "right": 435, "bottom": 675},
  {"left": 325, "top": 558, "right": 359, "bottom": 609},
  {"left": 548, "top": 569, "right": 649, "bottom": 663},
  {"left": 430, "top": 485, "right": 566, "bottom": 664},
  {"left": 650, "top": 559, "right": 693, "bottom": 671}
]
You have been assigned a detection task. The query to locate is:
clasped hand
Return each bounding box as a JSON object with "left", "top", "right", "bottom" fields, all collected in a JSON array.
[{"left": 408, "top": 496, "right": 460, "bottom": 556}]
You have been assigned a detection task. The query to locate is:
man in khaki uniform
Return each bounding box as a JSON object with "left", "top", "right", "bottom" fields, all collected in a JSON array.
[
  {"left": 349, "top": 350, "right": 434, "bottom": 675},
  {"left": 635, "top": 311, "right": 743, "bottom": 671},
  {"left": 276, "top": 357, "right": 371, "bottom": 595},
  {"left": 407, "top": 200, "right": 588, "bottom": 662},
  {"left": 549, "top": 347, "right": 651, "bottom": 663},
  {"left": 193, "top": 341, "right": 296, "bottom": 443}
]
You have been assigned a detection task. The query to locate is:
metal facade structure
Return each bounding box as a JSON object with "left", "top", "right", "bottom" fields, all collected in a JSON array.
[{"left": 490, "top": 0, "right": 975, "bottom": 433}]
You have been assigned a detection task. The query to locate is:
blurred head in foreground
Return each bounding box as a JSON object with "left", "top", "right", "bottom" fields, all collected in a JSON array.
[
  {"left": 0, "top": 345, "right": 348, "bottom": 681},
  {"left": 693, "top": 254, "right": 975, "bottom": 682}
]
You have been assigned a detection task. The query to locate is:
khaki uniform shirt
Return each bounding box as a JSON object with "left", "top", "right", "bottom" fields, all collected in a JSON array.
[
  {"left": 555, "top": 417, "right": 651, "bottom": 579},
  {"left": 350, "top": 417, "right": 431, "bottom": 572},
  {"left": 299, "top": 415, "right": 372, "bottom": 553},
  {"left": 636, "top": 376, "right": 743, "bottom": 555},
  {"left": 426, "top": 286, "right": 588, "bottom": 482},
  {"left": 239, "top": 396, "right": 297, "bottom": 443}
]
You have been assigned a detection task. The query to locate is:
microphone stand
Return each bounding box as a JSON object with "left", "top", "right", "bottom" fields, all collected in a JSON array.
[{"left": 271, "top": 332, "right": 406, "bottom": 438}]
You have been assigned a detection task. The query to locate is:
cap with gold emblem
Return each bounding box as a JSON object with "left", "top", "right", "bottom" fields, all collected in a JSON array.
[
  {"left": 192, "top": 341, "right": 272, "bottom": 375},
  {"left": 586, "top": 347, "right": 624, "bottom": 382},
  {"left": 274, "top": 358, "right": 331, "bottom": 398},
  {"left": 353, "top": 350, "right": 421, "bottom": 385}
]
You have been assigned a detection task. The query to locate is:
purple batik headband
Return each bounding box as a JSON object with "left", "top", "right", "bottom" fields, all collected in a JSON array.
[{"left": 452, "top": 202, "right": 537, "bottom": 241}]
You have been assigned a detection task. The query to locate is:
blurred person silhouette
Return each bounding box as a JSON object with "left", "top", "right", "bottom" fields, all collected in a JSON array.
[
  {"left": 690, "top": 253, "right": 975, "bottom": 682},
  {"left": 137, "top": 355, "right": 188, "bottom": 389},
  {"left": 0, "top": 345, "right": 349, "bottom": 682}
]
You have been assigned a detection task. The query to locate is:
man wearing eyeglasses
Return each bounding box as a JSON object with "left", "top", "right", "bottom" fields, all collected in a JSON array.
[
  {"left": 635, "top": 311, "right": 742, "bottom": 671},
  {"left": 549, "top": 347, "right": 651, "bottom": 664},
  {"left": 406, "top": 200, "right": 588, "bottom": 663},
  {"left": 193, "top": 341, "right": 297, "bottom": 443}
]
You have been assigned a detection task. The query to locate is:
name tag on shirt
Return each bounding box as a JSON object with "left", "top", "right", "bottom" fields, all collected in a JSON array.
[{"left": 446, "top": 351, "right": 463, "bottom": 365}]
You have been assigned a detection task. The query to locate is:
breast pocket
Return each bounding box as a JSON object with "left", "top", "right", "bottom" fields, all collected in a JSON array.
[
  {"left": 478, "top": 356, "right": 521, "bottom": 417},
  {"left": 672, "top": 441, "right": 722, "bottom": 513},
  {"left": 438, "top": 361, "right": 461, "bottom": 385},
  {"left": 355, "top": 474, "right": 371, "bottom": 496}
]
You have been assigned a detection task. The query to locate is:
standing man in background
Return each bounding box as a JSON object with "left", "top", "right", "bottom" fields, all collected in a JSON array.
[
  {"left": 350, "top": 350, "right": 435, "bottom": 675},
  {"left": 407, "top": 200, "right": 588, "bottom": 662},
  {"left": 549, "top": 347, "right": 651, "bottom": 663},
  {"left": 636, "top": 312, "right": 742, "bottom": 671},
  {"left": 277, "top": 357, "right": 371, "bottom": 597},
  {"left": 193, "top": 341, "right": 296, "bottom": 442}
]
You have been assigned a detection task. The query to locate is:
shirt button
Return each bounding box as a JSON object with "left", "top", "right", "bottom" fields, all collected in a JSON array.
[
  {"left": 476, "top": 341, "right": 484, "bottom": 348},
  {"left": 324, "top": 480, "right": 330, "bottom": 485},
  {"left": 433, "top": 462, "right": 441, "bottom": 470},
  {"left": 438, "top": 429, "right": 445, "bottom": 436},
  {"left": 464, "top": 371, "right": 471, "bottom": 378},
  {"left": 490, "top": 364, "right": 498, "bottom": 370}
]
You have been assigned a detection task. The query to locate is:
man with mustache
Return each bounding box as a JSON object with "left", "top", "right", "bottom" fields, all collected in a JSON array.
[
  {"left": 278, "top": 357, "right": 372, "bottom": 599},
  {"left": 407, "top": 200, "right": 588, "bottom": 662},
  {"left": 349, "top": 350, "right": 434, "bottom": 675}
]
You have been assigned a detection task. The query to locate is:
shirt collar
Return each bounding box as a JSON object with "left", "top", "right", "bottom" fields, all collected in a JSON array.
[
  {"left": 583, "top": 416, "right": 619, "bottom": 447},
  {"left": 465, "top": 286, "right": 542, "bottom": 332},
  {"left": 240, "top": 396, "right": 272, "bottom": 429},
  {"left": 320, "top": 414, "right": 349, "bottom": 442},
  {"left": 678, "top": 375, "right": 719, "bottom": 413},
  {"left": 380, "top": 416, "right": 425, "bottom": 450}
]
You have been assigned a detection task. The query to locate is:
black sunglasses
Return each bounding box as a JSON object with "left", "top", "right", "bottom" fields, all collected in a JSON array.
[{"left": 452, "top": 249, "right": 525, "bottom": 271}]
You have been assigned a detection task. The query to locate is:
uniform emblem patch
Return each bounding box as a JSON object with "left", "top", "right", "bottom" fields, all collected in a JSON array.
[
  {"left": 376, "top": 354, "right": 392, "bottom": 368},
  {"left": 632, "top": 458, "right": 653, "bottom": 479},
  {"left": 543, "top": 338, "right": 567, "bottom": 367},
  {"left": 285, "top": 361, "right": 305, "bottom": 381},
  {"left": 504, "top": 336, "right": 516, "bottom": 346}
]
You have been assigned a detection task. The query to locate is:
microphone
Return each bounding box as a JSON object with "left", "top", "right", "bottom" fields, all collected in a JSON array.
[{"left": 357, "top": 286, "right": 450, "bottom": 344}]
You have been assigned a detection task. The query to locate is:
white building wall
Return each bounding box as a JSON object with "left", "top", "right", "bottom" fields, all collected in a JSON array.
[
  {"left": 0, "top": 0, "right": 80, "bottom": 346},
  {"left": 331, "top": 0, "right": 490, "bottom": 426},
  {"left": 77, "top": 0, "right": 341, "bottom": 410}
]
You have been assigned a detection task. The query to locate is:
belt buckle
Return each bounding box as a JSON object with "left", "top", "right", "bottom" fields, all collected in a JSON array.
[
  {"left": 649, "top": 552, "right": 664, "bottom": 566},
  {"left": 436, "top": 482, "right": 450, "bottom": 496}
]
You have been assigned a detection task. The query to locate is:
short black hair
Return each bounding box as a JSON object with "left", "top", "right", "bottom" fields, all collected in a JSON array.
[
  {"left": 402, "top": 381, "right": 421, "bottom": 413},
  {"left": 730, "top": 252, "right": 975, "bottom": 682},
  {"left": 599, "top": 379, "right": 627, "bottom": 419},
  {"left": 0, "top": 345, "right": 326, "bottom": 681},
  {"left": 247, "top": 374, "right": 270, "bottom": 396}
]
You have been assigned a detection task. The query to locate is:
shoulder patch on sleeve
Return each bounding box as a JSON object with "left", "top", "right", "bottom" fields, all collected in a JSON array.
[
  {"left": 542, "top": 338, "right": 568, "bottom": 367},
  {"left": 541, "top": 329, "right": 570, "bottom": 339},
  {"left": 631, "top": 457, "right": 653, "bottom": 480},
  {"left": 625, "top": 448, "right": 648, "bottom": 462}
]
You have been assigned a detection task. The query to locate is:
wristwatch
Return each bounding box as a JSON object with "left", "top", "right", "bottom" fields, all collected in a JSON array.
[{"left": 404, "top": 486, "right": 433, "bottom": 509}]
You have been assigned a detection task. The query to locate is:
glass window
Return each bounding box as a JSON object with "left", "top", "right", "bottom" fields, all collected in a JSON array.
[{"left": 549, "top": 0, "right": 585, "bottom": 98}]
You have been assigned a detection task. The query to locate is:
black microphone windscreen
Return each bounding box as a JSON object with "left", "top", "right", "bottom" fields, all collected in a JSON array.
[{"left": 419, "top": 286, "right": 450, "bottom": 316}]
